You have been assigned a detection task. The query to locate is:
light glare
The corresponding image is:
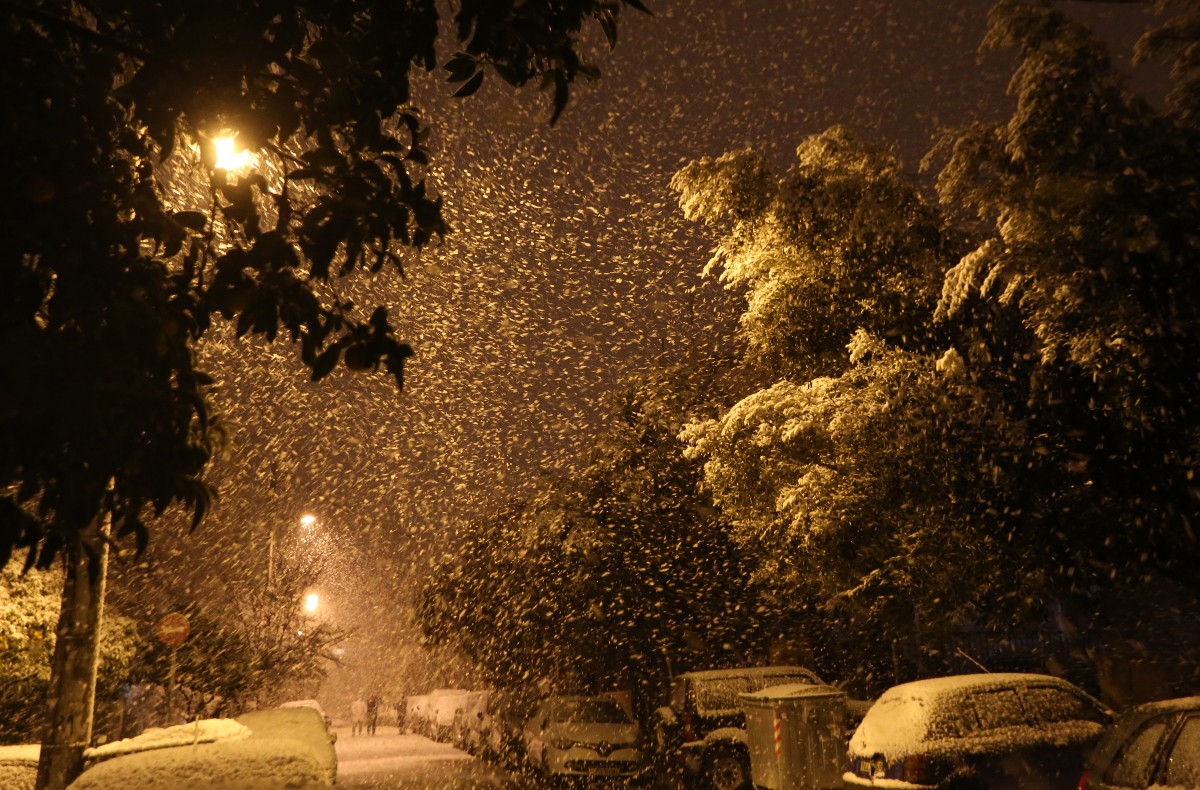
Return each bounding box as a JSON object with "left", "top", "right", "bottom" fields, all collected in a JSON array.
[
  {"left": 214, "top": 136, "right": 250, "bottom": 170},
  {"left": 304, "top": 593, "right": 319, "bottom": 613}
]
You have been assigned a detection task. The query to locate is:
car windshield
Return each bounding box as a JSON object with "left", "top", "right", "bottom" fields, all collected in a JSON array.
[
  {"left": 552, "top": 699, "right": 630, "bottom": 724},
  {"left": 498, "top": 694, "right": 538, "bottom": 722}
]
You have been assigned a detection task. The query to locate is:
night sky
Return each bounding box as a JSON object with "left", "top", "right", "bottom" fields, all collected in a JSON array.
[{"left": 108, "top": 0, "right": 1160, "bottom": 695}]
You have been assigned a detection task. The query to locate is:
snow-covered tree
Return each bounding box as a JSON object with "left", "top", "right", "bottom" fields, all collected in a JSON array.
[
  {"left": 0, "top": 557, "right": 137, "bottom": 743},
  {"left": 931, "top": 0, "right": 1200, "bottom": 590},
  {"left": 681, "top": 334, "right": 1040, "bottom": 679},
  {"left": 671, "top": 128, "right": 951, "bottom": 381},
  {"left": 678, "top": 1, "right": 1200, "bottom": 695}
]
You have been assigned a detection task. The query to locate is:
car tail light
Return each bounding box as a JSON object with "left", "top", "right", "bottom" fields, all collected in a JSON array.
[
  {"left": 1077, "top": 769, "right": 1090, "bottom": 790},
  {"left": 902, "top": 754, "right": 929, "bottom": 784},
  {"left": 681, "top": 712, "right": 696, "bottom": 742}
]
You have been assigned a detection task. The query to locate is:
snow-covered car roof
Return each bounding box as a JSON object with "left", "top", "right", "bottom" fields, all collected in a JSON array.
[
  {"left": 875, "top": 672, "right": 1085, "bottom": 700},
  {"left": 236, "top": 706, "right": 337, "bottom": 784},
  {"left": 677, "top": 665, "right": 823, "bottom": 682},
  {"left": 1115, "top": 694, "right": 1200, "bottom": 716},
  {"left": 280, "top": 699, "right": 326, "bottom": 714},
  {"left": 681, "top": 667, "right": 826, "bottom": 716},
  {"left": 741, "top": 682, "right": 845, "bottom": 702}
]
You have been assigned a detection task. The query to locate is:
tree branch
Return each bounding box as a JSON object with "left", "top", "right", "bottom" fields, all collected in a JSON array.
[{"left": 0, "top": 0, "right": 152, "bottom": 62}]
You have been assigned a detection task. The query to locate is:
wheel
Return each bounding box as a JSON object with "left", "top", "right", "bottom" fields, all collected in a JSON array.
[
  {"left": 704, "top": 746, "right": 750, "bottom": 790},
  {"left": 654, "top": 722, "right": 670, "bottom": 755}
]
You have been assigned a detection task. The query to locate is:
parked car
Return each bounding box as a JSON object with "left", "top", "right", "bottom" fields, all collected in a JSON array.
[
  {"left": 237, "top": 706, "right": 339, "bottom": 785},
  {"left": 72, "top": 715, "right": 334, "bottom": 789},
  {"left": 452, "top": 690, "right": 491, "bottom": 753},
  {"left": 844, "top": 672, "right": 1112, "bottom": 789},
  {"left": 522, "top": 694, "right": 647, "bottom": 783},
  {"left": 482, "top": 687, "right": 542, "bottom": 767},
  {"left": 280, "top": 698, "right": 334, "bottom": 730},
  {"left": 651, "top": 665, "right": 825, "bottom": 790},
  {"left": 406, "top": 693, "right": 431, "bottom": 735},
  {"left": 1078, "top": 695, "right": 1200, "bottom": 790},
  {"left": 428, "top": 688, "right": 472, "bottom": 742}
]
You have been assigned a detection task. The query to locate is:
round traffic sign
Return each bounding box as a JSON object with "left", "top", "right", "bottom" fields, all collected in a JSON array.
[{"left": 156, "top": 612, "right": 190, "bottom": 647}]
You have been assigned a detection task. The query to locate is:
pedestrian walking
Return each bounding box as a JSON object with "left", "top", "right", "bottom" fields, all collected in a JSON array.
[
  {"left": 366, "top": 694, "right": 379, "bottom": 735},
  {"left": 351, "top": 695, "right": 367, "bottom": 736}
]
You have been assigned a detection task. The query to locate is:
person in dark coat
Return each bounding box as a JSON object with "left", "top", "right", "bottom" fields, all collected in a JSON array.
[
  {"left": 394, "top": 698, "right": 406, "bottom": 734},
  {"left": 366, "top": 694, "right": 380, "bottom": 735}
]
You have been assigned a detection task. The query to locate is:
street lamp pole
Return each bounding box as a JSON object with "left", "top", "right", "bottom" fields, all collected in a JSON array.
[{"left": 269, "top": 514, "right": 315, "bottom": 587}]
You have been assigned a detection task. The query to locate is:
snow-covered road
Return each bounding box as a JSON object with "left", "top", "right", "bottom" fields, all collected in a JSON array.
[{"left": 334, "top": 728, "right": 519, "bottom": 789}]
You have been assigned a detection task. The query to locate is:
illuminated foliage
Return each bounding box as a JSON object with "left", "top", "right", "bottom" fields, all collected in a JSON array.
[{"left": 671, "top": 127, "right": 950, "bottom": 380}]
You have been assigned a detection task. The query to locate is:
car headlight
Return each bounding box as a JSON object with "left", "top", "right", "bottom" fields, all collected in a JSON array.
[{"left": 548, "top": 735, "right": 578, "bottom": 750}]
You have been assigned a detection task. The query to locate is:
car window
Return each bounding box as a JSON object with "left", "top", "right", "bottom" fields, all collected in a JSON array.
[
  {"left": 694, "top": 678, "right": 752, "bottom": 711},
  {"left": 1104, "top": 718, "right": 1168, "bottom": 787},
  {"left": 554, "top": 699, "right": 630, "bottom": 724},
  {"left": 671, "top": 680, "right": 686, "bottom": 711},
  {"left": 927, "top": 703, "right": 973, "bottom": 739},
  {"left": 1022, "top": 686, "right": 1109, "bottom": 725},
  {"left": 970, "top": 688, "right": 1028, "bottom": 731},
  {"left": 1162, "top": 715, "right": 1200, "bottom": 788}
]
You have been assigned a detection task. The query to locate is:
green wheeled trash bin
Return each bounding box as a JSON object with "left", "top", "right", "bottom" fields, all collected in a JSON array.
[{"left": 739, "top": 683, "right": 847, "bottom": 790}]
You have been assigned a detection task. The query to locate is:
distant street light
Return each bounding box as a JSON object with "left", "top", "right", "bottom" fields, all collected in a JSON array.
[
  {"left": 300, "top": 514, "right": 316, "bottom": 527},
  {"left": 304, "top": 593, "right": 319, "bottom": 613}
]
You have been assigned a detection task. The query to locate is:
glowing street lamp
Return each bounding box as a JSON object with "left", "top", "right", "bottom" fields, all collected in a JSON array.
[
  {"left": 268, "top": 513, "right": 319, "bottom": 586},
  {"left": 213, "top": 135, "right": 250, "bottom": 171},
  {"left": 304, "top": 593, "right": 320, "bottom": 613}
]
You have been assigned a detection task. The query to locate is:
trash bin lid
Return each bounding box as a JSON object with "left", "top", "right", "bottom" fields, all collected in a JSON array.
[{"left": 739, "top": 682, "right": 845, "bottom": 703}]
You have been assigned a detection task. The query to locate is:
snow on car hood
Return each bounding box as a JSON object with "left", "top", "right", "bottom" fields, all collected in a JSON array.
[{"left": 86, "top": 719, "right": 251, "bottom": 760}]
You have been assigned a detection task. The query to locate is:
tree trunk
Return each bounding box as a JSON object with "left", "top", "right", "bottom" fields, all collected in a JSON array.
[{"left": 35, "top": 511, "right": 110, "bottom": 790}]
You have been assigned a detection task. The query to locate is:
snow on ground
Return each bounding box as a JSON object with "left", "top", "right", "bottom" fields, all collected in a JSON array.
[
  {"left": 334, "top": 728, "right": 516, "bottom": 789},
  {"left": 0, "top": 744, "right": 38, "bottom": 790}
]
